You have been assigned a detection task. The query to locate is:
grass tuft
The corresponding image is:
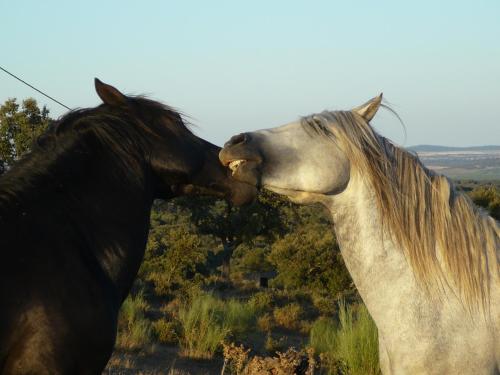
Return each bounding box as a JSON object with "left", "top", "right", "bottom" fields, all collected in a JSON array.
[
  {"left": 153, "top": 318, "right": 179, "bottom": 345},
  {"left": 310, "top": 302, "right": 379, "bottom": 375},
  {"left": 116, "top": 291, "right": 153, "bottom": 351},
  {"left": 178, "top": 293, "right": 256, "bottom": 359}
]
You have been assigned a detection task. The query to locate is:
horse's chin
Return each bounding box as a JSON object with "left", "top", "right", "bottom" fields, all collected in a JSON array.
[
  {"left": 229, "top": 182, "right": 258, "bottom": 206},
  {"left": 171, "top": 182, "right": 256, "bottom": 206},
  {"left": 220, "top": 159, "right": 261, "bottom": 205}
]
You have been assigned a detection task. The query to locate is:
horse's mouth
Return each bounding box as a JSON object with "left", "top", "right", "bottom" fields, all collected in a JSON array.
[
  {"left": 227, "top": 159, "right": 247, "bottom": 175},
  {"left": 221, "top": 158, "right": 260, "bottom": 188}
]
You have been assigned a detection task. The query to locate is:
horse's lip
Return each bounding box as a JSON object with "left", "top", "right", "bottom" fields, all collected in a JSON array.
[
  {"left": 222, "top": 158, "right": 247, "bottom": 167},
  {"left": 222, "top": 157, "right": 262, "bottom": 166}
]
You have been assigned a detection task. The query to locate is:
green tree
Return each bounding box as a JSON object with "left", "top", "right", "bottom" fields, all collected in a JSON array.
[
  {"left": 142, "top": 226, "right": 206, "bottom": 295},
  {"left": 174, "top": 191, "right": 289, "bottom": 280},
  {"left": 139, "top": 201, "right": 214, "bottom": 295},
  {"left": 0, "top": 98, "right": 51, "bottom": 173}
]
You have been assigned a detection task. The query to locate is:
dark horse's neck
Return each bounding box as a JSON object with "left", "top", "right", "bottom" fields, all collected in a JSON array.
[{"left": 0, "top": 122, "right": 155, "bottom": 304}]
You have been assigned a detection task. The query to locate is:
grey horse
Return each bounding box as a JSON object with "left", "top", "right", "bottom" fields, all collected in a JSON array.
[{"left": 220, "top": 96, "right": 500, "bottom": 374}]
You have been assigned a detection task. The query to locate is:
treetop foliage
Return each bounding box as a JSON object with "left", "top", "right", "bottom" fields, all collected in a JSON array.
[{"left": 0, "top": 98, "right": 51, "bottom": 173}]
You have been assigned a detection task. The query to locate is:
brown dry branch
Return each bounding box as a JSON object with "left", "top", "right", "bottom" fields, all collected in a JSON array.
[{"left": 222, "top": 342, "right": 316, "bottom": 375}]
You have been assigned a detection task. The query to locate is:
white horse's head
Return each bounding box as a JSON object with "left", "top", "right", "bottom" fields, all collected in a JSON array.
[{"left": 219, "top": 95, "right": 382, "bottom": 203}]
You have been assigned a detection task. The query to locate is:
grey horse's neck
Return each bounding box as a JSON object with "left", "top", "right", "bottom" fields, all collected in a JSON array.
[
  {"left": 320, "top": 172, "right": 499, "bottom": 375},
  {"left": 325, "top": 173, "right": 419, "bottom": 325}
]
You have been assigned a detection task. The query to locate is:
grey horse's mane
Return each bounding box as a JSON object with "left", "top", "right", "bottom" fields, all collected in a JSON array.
[{"left": 301, "top": 110, "right": 499, "bottom": 311}]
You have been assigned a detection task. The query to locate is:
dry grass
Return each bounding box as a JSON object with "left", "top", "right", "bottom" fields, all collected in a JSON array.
[
  {"left": 153, "top": 318, "right": 179, "bottom": 345},
  {"left": 257, "top": 313, "right": 275, "bottom": 332},
  {"left": 248, "top": 291, "right": 274, "bottom": 313},
  {"left": 273, "top": 303, "right": 303, "bottom": 330}
]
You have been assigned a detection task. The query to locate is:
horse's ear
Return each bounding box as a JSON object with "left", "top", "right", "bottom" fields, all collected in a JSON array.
[
  {"left": 352, "top": 94, "right": 383, "bottom": 122},
  {"left": 94, "top": 78, "right": 127, "bottom": 106}
]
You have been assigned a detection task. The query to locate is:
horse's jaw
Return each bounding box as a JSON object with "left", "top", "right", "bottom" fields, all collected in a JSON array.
[{"left": 263, "top": 185, "right": 330, "bottom": 205}]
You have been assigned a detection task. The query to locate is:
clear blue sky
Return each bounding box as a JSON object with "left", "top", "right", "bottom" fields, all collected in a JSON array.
[{"left": 1, "top": 0, "right": 499, "bottom": 146}]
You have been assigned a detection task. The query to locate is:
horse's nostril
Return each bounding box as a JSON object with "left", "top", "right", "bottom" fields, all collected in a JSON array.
[{"left": 225, "top": 133, "right": 248, "bottom": 148}]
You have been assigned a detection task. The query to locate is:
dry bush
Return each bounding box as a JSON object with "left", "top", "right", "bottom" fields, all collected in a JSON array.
[
  {"left": 248, "top": 291, "right": 275, "bottom": 313},
  {"left": 222, "top": 342, "right": 316, "bottom": 375},
  {"left": 257, "top": 313, "right": 275, "bottom": 332},
  {"left": 273, "top": 303, "right": 303, "bottom": 331},
  {"left": 222, "top": 342, "right": 251, "bottom": 375},
  {"left": 299, "top": 320, "right": 313, "bottom": 335},
  {"left": 311, "top": 293, "right": 337, "bottom": 317}
]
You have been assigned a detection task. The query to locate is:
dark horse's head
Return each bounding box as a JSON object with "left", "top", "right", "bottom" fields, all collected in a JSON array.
[{"left": 84, "top": 79, "right": 257, "bottom": 204}]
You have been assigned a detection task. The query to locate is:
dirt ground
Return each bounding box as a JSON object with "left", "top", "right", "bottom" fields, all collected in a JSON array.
[
  {"left": 103, "top": 345, "right": 223, "bottom": 375},
  {"left": 103, "top": 328, "right": 309, "bottom": 375}
]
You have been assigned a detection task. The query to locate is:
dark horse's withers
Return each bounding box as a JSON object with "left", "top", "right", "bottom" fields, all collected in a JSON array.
[{"left": 0, "top": 80, "right": 256, "bottom": 375}]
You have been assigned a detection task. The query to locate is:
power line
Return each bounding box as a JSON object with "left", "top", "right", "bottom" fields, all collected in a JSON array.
[{"left": 0, "top": 66, "right": 71, "bottom": 111}]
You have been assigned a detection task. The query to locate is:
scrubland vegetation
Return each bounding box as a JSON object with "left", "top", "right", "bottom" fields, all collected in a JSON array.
[
  {"left": 109, "top": 180, "right": 499, "bottom": 374},
  {"left": 2, "top": 99, "right": 499, "bottom": 374},
  {"left": 110, "top": 192, "right": 373, "bottom": 374}
]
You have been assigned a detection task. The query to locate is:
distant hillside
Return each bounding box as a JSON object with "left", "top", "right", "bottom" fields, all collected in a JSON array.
[
  {"left": 408, "top": 145, "right": 500, "bottom": 152},
  {"left": 406, "top": 145, "right": 500, "bottom": 181}
]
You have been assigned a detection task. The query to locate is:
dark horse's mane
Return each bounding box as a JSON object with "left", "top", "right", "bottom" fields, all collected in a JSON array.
[{"left": 0, "top": 96, "right": 195, "bottom": 217}]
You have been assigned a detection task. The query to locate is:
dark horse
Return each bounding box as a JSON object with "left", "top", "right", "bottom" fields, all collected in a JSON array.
[{"left": 0, "top": 80, "right": 256, "bottom": 374}]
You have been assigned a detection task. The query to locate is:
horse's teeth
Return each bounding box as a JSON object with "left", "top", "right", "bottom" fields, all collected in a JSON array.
[{"left": 228, "top": 160, "right": 244, "bottom": 174}]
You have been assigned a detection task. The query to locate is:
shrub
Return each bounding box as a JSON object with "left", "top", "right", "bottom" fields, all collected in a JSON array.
[
  {"left": 232, "top": 243, "right": 274, "bottom": 274},
  {"left": 248, "top": 291, "right": 274, "bottom": 313},
  {"left": 299, "top": 320, "right": 313, "bottom": 335},
  {"left": 116, "top": 292, "right": 153, "bottom": 351},
  {"left": 311, "top": 293, "right": 338, "bottom": 316},
  {"left": 140, "top": 226, "right": 207, "bottom": 296},
  {"left": 257, "top": 313, "right": 275, "bottom": 332},
  {"left": 468, "top": 185, "right": 500, "bottom": 220},
  {"left": 273, "top": 303, "right": 303, "bottom": 331},
  {"left": 223, "top": 344, "right": 316, "bottom": 375},
  {"left": 268, "top": 224, "right": 352, "bottom": 296},
  {"left": 222, "top": 342, "right": 251, "bottom": 375}
]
